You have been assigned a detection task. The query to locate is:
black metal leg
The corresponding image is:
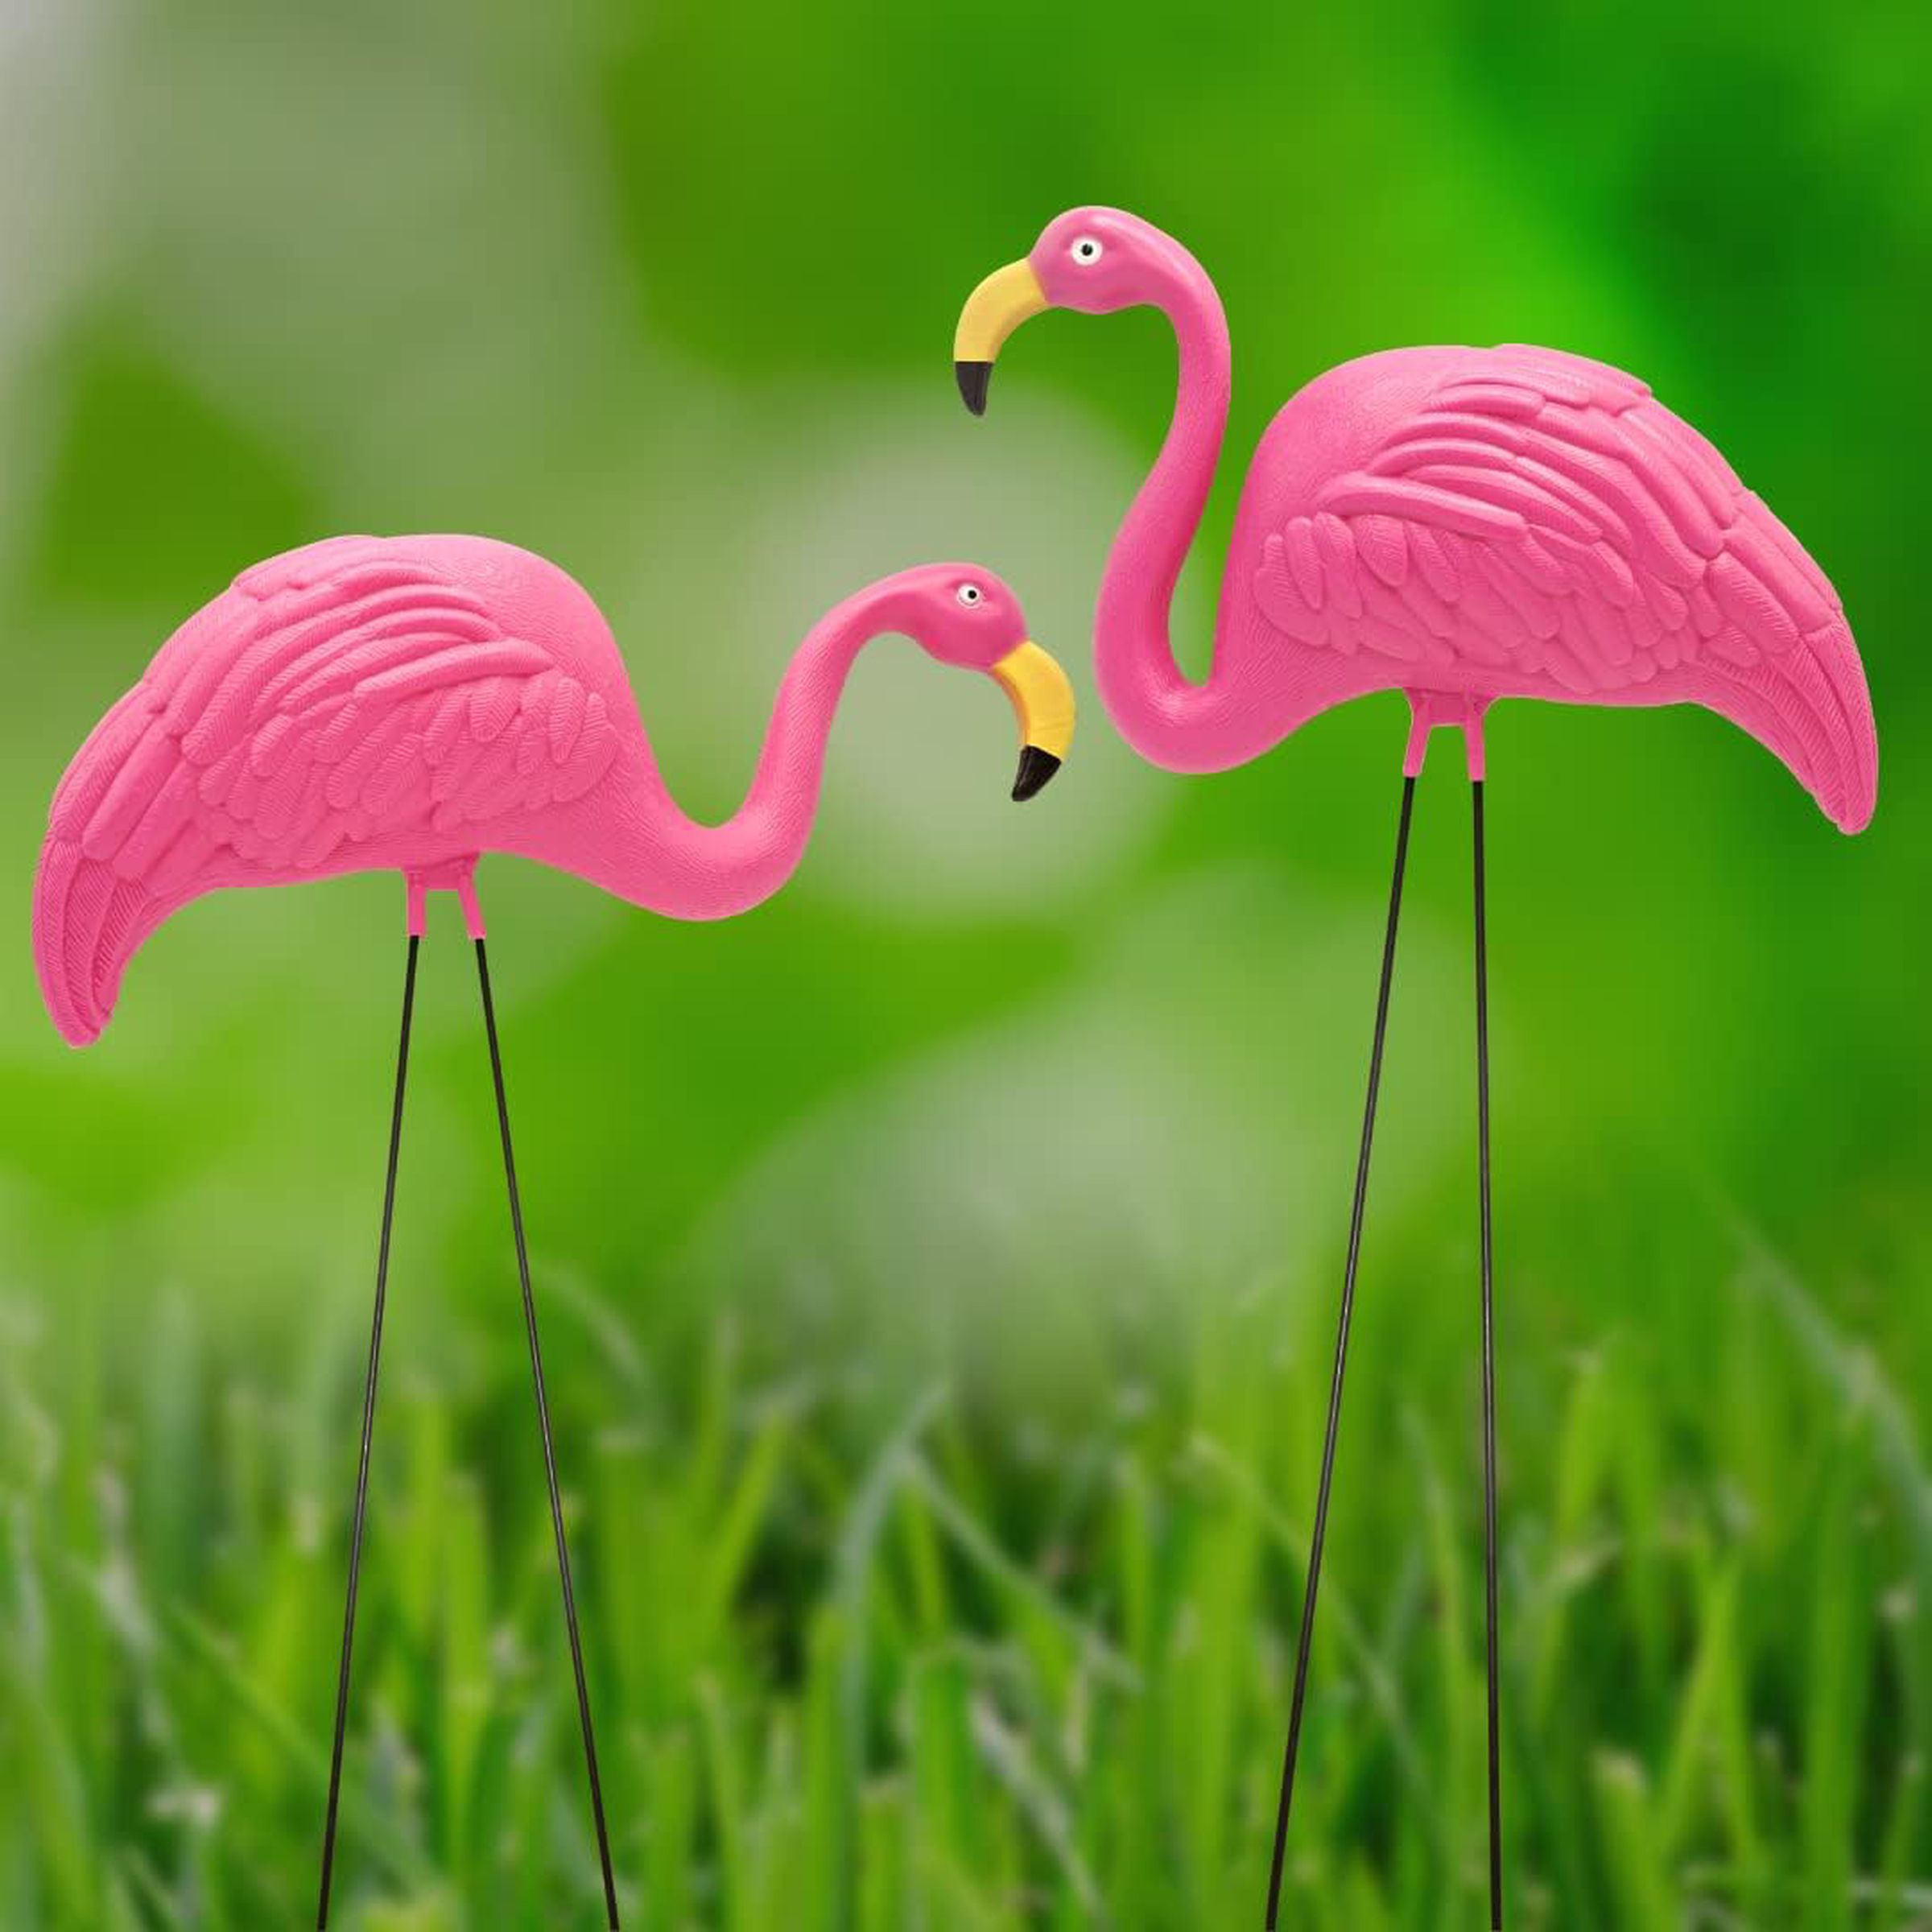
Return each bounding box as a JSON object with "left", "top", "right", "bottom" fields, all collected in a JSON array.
[
  {"left": 317, "top": 935, "right": 419, "bottom": 1928},
  {"left": 474, "top": 938, "right": 621, "bottom": 1929},
  {"left": 1265, "top": 776, "right": 1416, "bottom": 1930},
  {"left": 1474, "top": 780, "right": 1503, "bottom": 1930}
]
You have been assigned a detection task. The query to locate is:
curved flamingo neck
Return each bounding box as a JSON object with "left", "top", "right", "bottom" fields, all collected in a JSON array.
[
  {"left": 563, "top": 592, "right": 887, "bottom": 919},
  {"left": 1095, "top": 254, "right": 1274, "bottom": 773}
]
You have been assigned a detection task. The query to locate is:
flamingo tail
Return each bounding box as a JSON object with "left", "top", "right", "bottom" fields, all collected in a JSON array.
[
  {"left": 1754, "top": 618, "right": 1870, "bottom": 831},
  {"left": 32, "top": 690, "right": 208, "bottom": 1047},
  {"left": 34, "top": 840, "right": 167, "bottom": 1046},
  {"left": 1814, "top": 617, "right": 1879, "bottom": 833},
  {"left": 1714, "top": 617, "right": 1876, "bottom": 835}
]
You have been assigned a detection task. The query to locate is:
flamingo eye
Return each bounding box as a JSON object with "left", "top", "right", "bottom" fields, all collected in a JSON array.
[
  {"left": 956, "top": 584, "right": 984, "bottom": 608},
  {"left": 1071, "top": 235, "right": 1103, "bottom": 265}
]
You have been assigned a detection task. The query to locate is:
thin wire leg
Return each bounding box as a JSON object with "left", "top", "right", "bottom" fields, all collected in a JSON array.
[
  {"left": 1475, "top": 779, "right": 1503, "bottom": 1929},
  {"left": 317, "top": 935, "right": 419, "bottom": 1929},
  {"left": 475, "top": 938, "right": 621, "bottom": 1930},
  {"left": 1266, "top": 776, "right": 1417, "bottom": 1930}
]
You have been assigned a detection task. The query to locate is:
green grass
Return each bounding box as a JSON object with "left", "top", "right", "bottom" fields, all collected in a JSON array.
[{"left": 1, "top": 1188, "right": 1922, "bottom": 1928}]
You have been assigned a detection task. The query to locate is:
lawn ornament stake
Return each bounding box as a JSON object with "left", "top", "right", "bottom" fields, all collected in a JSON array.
[
  {"left": 32, "top": 535, "right": 1073, "bottom": 1927},
  {"left": 955, "top": 204, "right": 1875, "bottom": 1929}
]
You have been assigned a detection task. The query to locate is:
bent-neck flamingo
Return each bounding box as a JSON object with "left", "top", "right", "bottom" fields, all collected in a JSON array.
[
  {"left": 955, "top": 205, "right": 1876, "bottom": 1929},
  {"left": 31, "top": 533, "right": 1075, "bottom": 1927}
]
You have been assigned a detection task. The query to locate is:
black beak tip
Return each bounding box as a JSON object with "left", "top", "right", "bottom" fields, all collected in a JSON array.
[
  {"left": 1012, "top": 745, "right": 1061, "bottom": 802},
  {"left": 956, "top": 360, "right": 992, "bottom": 416}
]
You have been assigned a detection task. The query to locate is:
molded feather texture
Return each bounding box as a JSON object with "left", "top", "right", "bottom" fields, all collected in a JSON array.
[
  {"left": 1249, "top": 345, "right": 1875, "bottom": 831},
  {"left": 35, "top": 536, "right": 621, "bottom": 1045}
]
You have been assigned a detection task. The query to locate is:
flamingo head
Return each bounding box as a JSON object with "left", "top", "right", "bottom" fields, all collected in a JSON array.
[
  {"left": 955, "top": 206, "right": 1199, "bottom": 415},
  {"left": 877, "top": 564, "right": 1075, "bottom": 800}
]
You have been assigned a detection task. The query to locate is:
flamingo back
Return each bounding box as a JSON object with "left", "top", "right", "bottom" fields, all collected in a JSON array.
[
  {"left": 1231, "top": 345, "right": 1875, "bottom": 831},
  {"left": 34, "top": 535, "right": 626, "bottom": 1045}
]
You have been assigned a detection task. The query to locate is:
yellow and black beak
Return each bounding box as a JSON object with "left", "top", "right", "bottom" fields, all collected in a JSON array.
[
  {"left": 991, "top": 641, "right": 1075, "bottom": 800},
  {"left": 955, "top": 259, "right": 1048, "bottom": 416}
]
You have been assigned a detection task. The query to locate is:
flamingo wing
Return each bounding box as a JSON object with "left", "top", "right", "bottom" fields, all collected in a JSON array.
[
  {"left": 1252, "top": 346, "right": 1875, "bottom": 831},
  {"left": 35, "top": 536, "right": 621, "bottom": 1044}
]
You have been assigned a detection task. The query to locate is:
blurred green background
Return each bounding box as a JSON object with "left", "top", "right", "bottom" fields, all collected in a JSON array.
[{"left": 1, "top": 2, "right": 1926, "bottom": 1926}]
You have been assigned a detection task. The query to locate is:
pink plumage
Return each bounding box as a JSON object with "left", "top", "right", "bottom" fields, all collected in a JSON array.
[
  {"left": 34, "top": 535, "right": 1068, "bottom": 1046},
  {"left": 957, "top": 208, "right": 1876, "bottom": 828},
  {"left": 1241, "top": 343, "right": 1873, "bottom": 819}
]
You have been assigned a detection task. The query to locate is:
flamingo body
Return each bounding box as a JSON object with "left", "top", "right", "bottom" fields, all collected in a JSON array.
[
  {"left": 35, "top": 536, "right": 1062, "bottom": 1046},
  {"left": 1224, "top": 344, "right": 1874, "bottom": 824},
  {"left": 957, "top": 208, "right": 1876, "bottom": 831}
]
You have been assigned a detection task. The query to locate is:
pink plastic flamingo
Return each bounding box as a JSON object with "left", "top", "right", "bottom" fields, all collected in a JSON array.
[
  {"left": 31, "top": 532, "right": 1073, "bottom": 1928},
  {"left": 956, "top": 205, "right": 1876, "bottom": 1930},
  {"left": 35, "top": 535, "right": 1073, "bottom": 1046}
]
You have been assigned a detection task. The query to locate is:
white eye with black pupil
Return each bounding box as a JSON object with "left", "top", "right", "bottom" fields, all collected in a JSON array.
[
  {"left": 1071, "top": 236, "right": 1103, "bottom": 264},
  {"left": 956, "top": 584, "right": 983, "bottom": 607}
]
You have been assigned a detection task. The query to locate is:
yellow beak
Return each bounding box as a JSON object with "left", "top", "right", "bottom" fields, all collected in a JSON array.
[
  {"left": 954, "top": 259, "right": 1048, "bottom": 415},
  {"left": 992, "top": 641, "right": 1075, "bottom": 800}
]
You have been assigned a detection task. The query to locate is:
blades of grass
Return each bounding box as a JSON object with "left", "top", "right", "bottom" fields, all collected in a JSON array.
[
  {"left": 895, "top": 1480, "right": 951, "bottom": 1646},
  {"left": 1175, "top": 1465, "right": 1260, "bottom": 1902},
  {"left": 1594, "top": 1752, "right": 1680, "bottom": 1927},
  {"left": 642, "top": 1719, "right": 696, "bottom": 1930},
  {"left": 1707, "top": 1563, "right": 1769, "bottom": 1916},
  {"left": 1738, "top": 1241, "right": 1932, "bottom": 1560},
  {"left": 690, "top": 1320, "right": 738, "bottom": 1526},
  {"left": 697, "top": 1407, "right": 791, "bottom": 1637},
  {"left": 749, "top": 1704, "right": 799, "bottom": 1928},
  {"left": 595, "top": 1426, "right": 653, "bottom": 1717},
  {"left": 228, "top": 1537, "right": 320, "bottom": 1812},
  {"left": 1877, "top": 1746, "right": 1924, "bottom": 1924},
  {"left": 900, "top": 1457, "right": 1133, "bottom": 1691},
  {"left": 1506, "top": 1666, "right": 1600, "bottom": 1929},
  {"left": 1176, "top": 1282, "right": 1274, "bottom": 1912},
  {"left": 504, "top": 1702, "right": 555, "bottom": 1928},
  {"left": 1800, "top": 1412, "right": 1871, "bottom": 1932},
  {"left": 832, "top": 1381, "right": 950, "bottom": 1913},
  {"left": 968, "top": 1685, "right": 1102, "bottom": 1920},
  {"left": 396, "top": 1383, "right": 452, "bottom": 1668},
  {"left": 120, "top": 1847, "right": 189, "bottom": 1929},
  {"left": 68, "top": 1443, "right": 229, "bottom": 1927},
  {"left": 9, "top": 1290, "right": 114, "bottom": 1797},
  {"left": 1187, "top": 1430, "right": 1450, "bottom": 1868},
  {"left": 165, "top": 1600, "right": 431, "bottom": 1893},
  {"left": 801, "top": 1603, "right": 852, "bottom": 1932},
  {"left": 1530, "top": 1348, "right": 1612, "bottom": 1724},
  {"left": 897, "top": 1450, "right": 1129, "bottom": 1858},
  {"left": 1099, "top": 1451, "right": 1156, "bottom": 1917},
  {"left": 1338, "top": 1856, "right": 1393, "bottom": 1932},
  {"left": 217, "top": 1381, "right": 271, "bottom": 1605},
  {"left": 910, "top": 1650, "right": 981, "bottom": 1922},
  {"left": 857, "top": 1779, "right": 906, "bottom": 1932},
  {"left": 438, "top": 1469, "right": 490, "bottom": 1900},
  {"left": 1607, "top": 1353, "right": 1668, "bottom": 1715},
  {"left": 1752, "top": 1723, "right": 1798, "bottom": 1881},
  {"left": 1739, "top": 1231, "right": 1932, "bottom": 1835},
  {"left": 696, "top": 1674, "right": 752, "bottom": 1932},
  {"left": 356, "top": 1888, "right": 463, "bottom": 1930},
  {"left": 1659, "top": 1554, "right": 1740, "bottom": 1850},
  {"left": 1407, "top": 1407, "right": 1472, "bottom": 1905},
  {"left": 1875, "top": 1748, "right": 1926, "bottom": 1932},
  {"left": 134, "top": 1286, "right": 201, "bottom": 1600},
  {"left": 0, "top": 1646, "right": 98, "bottom": 1926},
  {"left": 1113, "top": 1451, "right": 1154, "bottom": 1676}
]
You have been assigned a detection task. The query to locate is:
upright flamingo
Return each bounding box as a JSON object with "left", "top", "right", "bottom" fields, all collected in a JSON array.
[
  {"left": 32, "top": 534, "right": 1074, "bottom": 1927},
  {"left": 954, "top": 206, "right": 1876, "bottom": 1929}
]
